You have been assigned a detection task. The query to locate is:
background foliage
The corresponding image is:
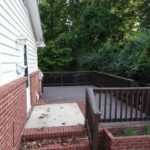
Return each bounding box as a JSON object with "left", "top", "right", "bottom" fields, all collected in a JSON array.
[{"left": 38, "top": 0, "right": 150, "bottom": 83}]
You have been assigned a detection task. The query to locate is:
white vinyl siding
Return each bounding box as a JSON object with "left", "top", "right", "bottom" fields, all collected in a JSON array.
[{"left": 0, "top": 0, "right": 38, "bottom": 85}]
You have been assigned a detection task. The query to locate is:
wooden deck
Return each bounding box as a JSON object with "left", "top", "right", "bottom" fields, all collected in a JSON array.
[
  {"left": 42, "top": 85, "right": 94, "bottom": 101},
  {"left": 42, "top": 72, "right": 150, "bottom": 150},
  {"left": 42, "top": 86, "right": 145, "bottom": 120}
]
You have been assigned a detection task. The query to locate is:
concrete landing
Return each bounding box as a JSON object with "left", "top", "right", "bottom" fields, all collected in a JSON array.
[{"left": 25, "top": 103, "right": 85, "bottom": 128}]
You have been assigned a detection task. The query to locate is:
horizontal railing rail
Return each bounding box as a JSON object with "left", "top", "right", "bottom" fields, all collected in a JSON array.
[{"left": 92, "top": 71, "right": 137, "bottom": 87}]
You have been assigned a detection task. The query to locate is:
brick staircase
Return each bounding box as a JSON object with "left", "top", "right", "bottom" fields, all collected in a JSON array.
[{"left": 21, "top": 125, "right": 90, "bottom": 150}]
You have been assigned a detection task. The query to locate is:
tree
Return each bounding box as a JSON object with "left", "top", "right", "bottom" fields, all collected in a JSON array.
[
  {"left": 39, "top": 0, "right": 69, "bottom": 42},
  {"left": 39, "top": 0, "right": 150, "bottom": 84}
]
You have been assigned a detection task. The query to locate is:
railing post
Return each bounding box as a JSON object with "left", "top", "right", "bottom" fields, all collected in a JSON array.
[
  {"left": 61, "top": 73, "right": 63, "bottom": 86},
  {"left": 42, "top": 79, "right": 44, "bottom": 94},
  {"left": 92, "top": 113, "right": 100, "bottom": 150},
  {"left": 85, "top": 88, "right": 101, "bottom": 150}
]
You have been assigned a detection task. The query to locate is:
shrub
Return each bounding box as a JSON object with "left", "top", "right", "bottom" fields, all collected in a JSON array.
[
  {"left": 78, "top": 41, "right": 119, "bottom": 72},
  {"left": 116, "top": 30, "right": 150, "bottom": 83},
  {"left": 123, "top": 127, "right": 135, "bottom": 136}
]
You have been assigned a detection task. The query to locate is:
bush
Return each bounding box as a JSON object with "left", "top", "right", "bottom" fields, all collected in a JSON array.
[
  {"left": 97, "top": 41, "right": 119, "bottom": 73},
  {"left": 116, "top": 30, "right": 150, "bottom": 83},
  {"left": 78, "top": 52, "right": 101, "bottom": 71},
  {"left": 38, "top": 41, "right": 73, "bottom": 71},
  {"left": 78, "top": 41, "right": 119, "bottom": 72}
]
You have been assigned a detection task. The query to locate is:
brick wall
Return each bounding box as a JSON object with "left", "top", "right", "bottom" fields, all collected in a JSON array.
[
  {"left": 102, "top": 126, "right": 150, "bottom": 150},
  {"left": 0, "top": 77, "right": 27, "bottom": 150},
  {"left": 30, "top": 70, "right": 41, "bottom": 106}
]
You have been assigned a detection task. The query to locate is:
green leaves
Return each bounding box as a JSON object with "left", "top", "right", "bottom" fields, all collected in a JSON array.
[
  {"left": 38, "top": 0, "right": 150, "bottom": 84},
  {"left": 38, "top": 41, "right": 73, "bottom": 71}
]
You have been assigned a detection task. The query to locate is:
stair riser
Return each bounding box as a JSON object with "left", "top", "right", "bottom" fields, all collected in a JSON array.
[{"left": 22, "top": 126, "right": 87, "bottom": 141}]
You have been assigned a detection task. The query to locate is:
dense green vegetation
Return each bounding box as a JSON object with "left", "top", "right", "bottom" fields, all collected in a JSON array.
[{"left": 38, "top": 0, "right": 150, "bottom": 83}]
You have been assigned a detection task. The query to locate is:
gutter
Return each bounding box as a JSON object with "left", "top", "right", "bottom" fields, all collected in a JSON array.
[{"left": 26, "top": 0, "right": 45, "bottom": 47}]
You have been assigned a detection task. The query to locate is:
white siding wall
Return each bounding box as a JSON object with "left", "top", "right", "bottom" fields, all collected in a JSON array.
[{"left": 0, "top": 0, "right": 38, "bottom": 85}]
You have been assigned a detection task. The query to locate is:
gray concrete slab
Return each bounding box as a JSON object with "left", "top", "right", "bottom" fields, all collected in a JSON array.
[{"left": 25, "top": 103, "right": 84, "bottom": 128}]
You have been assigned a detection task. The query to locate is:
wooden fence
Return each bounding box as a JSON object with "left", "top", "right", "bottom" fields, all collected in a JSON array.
[
  {"left": 43, "top": 71, "right": 92, "bottom": 86},
  {"left": 43, "top": 71, "right": 137, "bottom": 87}
]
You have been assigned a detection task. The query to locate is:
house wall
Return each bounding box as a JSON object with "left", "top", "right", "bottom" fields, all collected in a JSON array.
[
  {"left": 0, "top": 77, "right": 27, "bottom": 150},
  {"left": 0, "top": 1, "right": 42, "bottom": 149},
  {"left": 0, "top": 0, "right": 38, "bottom": 86}
]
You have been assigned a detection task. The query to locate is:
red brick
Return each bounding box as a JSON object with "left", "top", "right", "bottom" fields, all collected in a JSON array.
[
  {"left": 0, "top": 77, "right": 27, "bottom": 150},
  {"left": 100, "top": 126, "right": 150, "bottom": 150},
  {"left": 0, "top": 70, "right": 41, "bottom": 150},
  {"left": 30, "top": 70, "right": 41, "bottom": 106}
]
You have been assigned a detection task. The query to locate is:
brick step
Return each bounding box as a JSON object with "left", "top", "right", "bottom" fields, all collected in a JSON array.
[
  {"left": 21, "top": 138, "right": 90, "bottom": 150},
  {"left": 22, "top": 125, "right": 87, "bottom": 141}
]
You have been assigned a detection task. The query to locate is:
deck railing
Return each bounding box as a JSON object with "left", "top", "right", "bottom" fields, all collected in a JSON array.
[
  {"left": 43, "top": 71, "right": 137, "bottom": 87},
  {"left": 86, "top": 87, "right": 150, "bottom": 150},
  {"left": 42, "top": 71, "right": 149, "bottom": 150},
  {"left": 85, "top": 88, "right": 101, "bottom": 150},
  {"left": 92, "top": 71, "right": 137, "bottom": 87},
  {"left": 43, "top": 71, "right": 92, "bottom": 86}
]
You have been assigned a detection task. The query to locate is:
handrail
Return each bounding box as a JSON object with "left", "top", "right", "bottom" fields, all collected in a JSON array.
[
  {"left": 93, "top": 71, "right": 135, "bottom": 82},
  {"left": 85, "top": 88, "right": 101, "bottom": 150},
  {"left": 86, "top": 88, "right": 101, "bottom": 115},
  {"left": 93, "top": 87, "right": 150, "bottom": 91},
  {"left": 44, "top": 71, "right": 92, "bottom": 73}
]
